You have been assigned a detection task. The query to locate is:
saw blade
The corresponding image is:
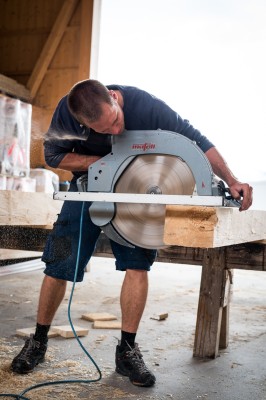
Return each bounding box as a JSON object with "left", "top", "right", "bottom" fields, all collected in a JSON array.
[{"left": 111, "top": 154, "right": 195, "bottom": 249}]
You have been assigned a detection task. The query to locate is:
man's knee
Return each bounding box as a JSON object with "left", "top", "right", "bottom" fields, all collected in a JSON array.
[
  {"left": 42, "top": 274, "right": 67, "bottom": 288},
  {"left": 125, "top": 269, "right": 148, "bottom": 280}
]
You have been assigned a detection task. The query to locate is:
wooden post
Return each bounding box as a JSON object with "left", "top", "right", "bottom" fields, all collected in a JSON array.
[
  {"left": 193, "top": 247, "right": 227, "bottom": 358},
  {"left": 219, "top": 269, "right": 233, "bottom": 349}
]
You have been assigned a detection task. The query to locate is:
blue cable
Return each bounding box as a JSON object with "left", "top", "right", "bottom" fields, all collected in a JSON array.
[{"left": 0, "top": 201, "right": 102, "bottom": 399}]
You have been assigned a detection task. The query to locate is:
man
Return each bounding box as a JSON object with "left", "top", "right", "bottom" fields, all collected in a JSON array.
[{"left": 11, "top": 80, "right": 253, "bottom": 387}]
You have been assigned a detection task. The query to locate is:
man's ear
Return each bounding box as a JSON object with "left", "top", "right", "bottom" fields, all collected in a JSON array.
[{"left": 109, "top": 90, "right": 118, "bottom": 101}]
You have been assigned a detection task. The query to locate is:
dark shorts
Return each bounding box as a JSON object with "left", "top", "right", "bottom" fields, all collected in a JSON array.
[{"left": 42, "top": 184, "right": 157, "bottom": 282}]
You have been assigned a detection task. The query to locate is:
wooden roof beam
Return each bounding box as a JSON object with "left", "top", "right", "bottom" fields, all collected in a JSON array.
[
  {"left": 27, "top": 0, "right": 79, "bottom": 100},
  {"left": 78, "top": 0, "right": 94, "bottom": 81}
]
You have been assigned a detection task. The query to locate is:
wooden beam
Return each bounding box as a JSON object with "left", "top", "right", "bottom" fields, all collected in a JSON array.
[
  {"left": 164, "top": 205, "right": 266, "bottom": 248},
  {"left": 0, "top": 227, "right": 50, "bottom": 252},
  {"left": 27, "top": 0, "right": 79, "bottom": 99},
  {"left": 193, "top": 248, "right": 226, "bottom": 358},
  {"left": 0, "top": 191, "right": 62, "bottom": 227},
  {"left": 0, "top": 226, "right": 265, "bottom": 271},
  {"left": 0, "top": 74, "right": 31, "bottom": 102},
  {"left": 94, "top": 234, "right": 266, "bottom": 270},
  {"left": 78, "top": 0, "right": 94, "bottom": 81},
  {"left": 0, "top": 249, "right": 42, "bottom": 260},
  {"left": 219, "top": 270, "right": 233, "bottom": 349}
]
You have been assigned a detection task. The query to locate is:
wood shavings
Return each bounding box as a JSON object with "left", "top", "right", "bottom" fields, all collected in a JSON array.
[{"left": 0, "top": 336, "right": 137, "bottom": 399}]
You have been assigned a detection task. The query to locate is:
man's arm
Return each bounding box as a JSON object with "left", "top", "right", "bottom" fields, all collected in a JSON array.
[
  {"left": 44, "top": 95, "right": 101, "bottom": 172},
  {"left": 205, "top": 147, "right": 253, "bottom": 211},
  {"left": 57, "top": 153, "right": 101, "bottom": 172}
]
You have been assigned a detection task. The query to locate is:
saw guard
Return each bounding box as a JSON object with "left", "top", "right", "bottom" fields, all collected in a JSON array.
[
  {"left": 86, "top": 130, "right": 214, "bottom": 249},
  {"left": 87, "top": 130, "right": 214, "bottom": 195}
]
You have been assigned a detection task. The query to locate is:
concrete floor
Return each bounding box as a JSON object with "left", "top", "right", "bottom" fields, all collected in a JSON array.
[{"left": 0, "top": 257, "right": 265, "bottom": 400}]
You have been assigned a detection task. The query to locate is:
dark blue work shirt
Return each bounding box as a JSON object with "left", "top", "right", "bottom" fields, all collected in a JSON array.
[{"left": 44, "top": 84, "right": 214, "bottom": 178}]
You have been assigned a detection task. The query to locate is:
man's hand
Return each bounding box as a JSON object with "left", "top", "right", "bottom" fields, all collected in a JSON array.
[
  {"left": 205, "top": 147, "right": 253, "bottom": 211},
  {"left": 229, "top": 181, "right": 253, "bottom": 211}
]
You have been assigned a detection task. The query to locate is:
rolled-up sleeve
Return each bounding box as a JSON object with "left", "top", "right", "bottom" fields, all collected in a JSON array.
[
  {"left": 43, "top": 96, "right": 81, "bottom": 168},
  {"left": 44, "top": 139, "right": 74, "bottom": 168}
]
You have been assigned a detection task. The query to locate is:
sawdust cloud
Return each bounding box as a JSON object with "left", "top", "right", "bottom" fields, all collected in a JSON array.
[{"left": 31, "top": 120, "right": 88, "bottom": 142}]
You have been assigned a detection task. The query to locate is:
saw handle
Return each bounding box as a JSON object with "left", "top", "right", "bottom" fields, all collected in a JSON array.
[{"left": 218, "top": 180, "right": 242, "bottom": 207}]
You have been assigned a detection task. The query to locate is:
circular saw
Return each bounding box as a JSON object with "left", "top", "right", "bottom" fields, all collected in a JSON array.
[
  {"left": 54, "top": 130, "right": 239, "bottom": 249},
  {"left": 85, "top": 130, "right": 214, "bottom": 249}
]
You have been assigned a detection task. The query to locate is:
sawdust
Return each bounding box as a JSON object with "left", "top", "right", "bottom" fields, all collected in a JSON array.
[{"left": 0, "top": 338, "right": 133, "bottom": 400}]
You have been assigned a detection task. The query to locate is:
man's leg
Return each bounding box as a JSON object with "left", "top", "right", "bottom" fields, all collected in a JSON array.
[
  {"left": 37, "top": 275, "right": 67, "bottom": 325},
  {"left": 11, "top": 275, "right": 67, "bottom": 374},
  {"left": 111, "top": 241, "right": 157, "bottom": 387},
  {"left": 120, "top": 269, "right": 148, "bottom": 333},
  {"left": 116, "top": 269, "right": 156, "bottom": 387},
  {"left": 11, "top": 192, "right": 99, "bottom": 374}
]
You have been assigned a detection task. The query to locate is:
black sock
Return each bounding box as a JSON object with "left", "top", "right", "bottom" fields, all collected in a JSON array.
[
  {"left": 33, "top": 323, "right": 50, "bottom": 343},
  {"left": 120, "top": 330, "right": 136, "bottom": 349}
]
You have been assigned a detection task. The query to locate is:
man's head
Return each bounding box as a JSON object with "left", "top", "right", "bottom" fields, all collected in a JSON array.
[{"left": 67, "top": 79, "right": 125, "bottom": 135}]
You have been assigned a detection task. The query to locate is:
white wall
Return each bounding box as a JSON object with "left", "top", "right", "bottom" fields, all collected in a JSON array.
[
  {"left": 96, "top": 0, "right": 266, "bottom": 184},
  {"left": 250, "top": 181, "right": 266, "bottom": 210}
]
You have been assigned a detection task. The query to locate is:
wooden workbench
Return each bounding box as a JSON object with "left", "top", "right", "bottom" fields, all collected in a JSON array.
[
  {"left": 1, "top": 191, "right": 266, "bottom": 359},
  {"left": 93, "top": 235, "right": 266, "bottom": 359}
]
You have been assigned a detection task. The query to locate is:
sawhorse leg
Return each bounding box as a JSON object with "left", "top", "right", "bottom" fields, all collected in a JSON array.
[{"left": 193, "top": 247, "right": 233, "bottom": 358}]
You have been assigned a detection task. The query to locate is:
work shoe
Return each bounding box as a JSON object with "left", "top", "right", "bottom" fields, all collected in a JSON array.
[
  {"left": 115, "top": 342, "right": 156, "bottom": 387},
  {"left": 11, "top": 334, "right": 47, "bottom": 374}
]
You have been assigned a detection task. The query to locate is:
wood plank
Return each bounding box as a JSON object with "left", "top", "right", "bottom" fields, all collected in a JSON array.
[
  {"left": 78, "top": 0, "right": 93, "bottom": 81},
  {"left": 0, "top": 74, "right": 31, "bottom": 102},
  {"left": 256, "top": 239, "right": 266, "bottom": 244},
  {"left": 27, "top": 0, "right": 79, "bottom": 99},
  {"left": 31, "top": 105, "right": 52, "bottom": 169},
  {"left": 49, "top": 26, "right": 80, "bottom": 69},
  {"left": 92, "top": 320, "right": 121, "bottom": 329},
  {"left": 16, "top": 327, "right": 59, "bottom": 339},
  {"left": 150, "top": 313, "right": 169, "bottom": 321},
  {"left": 0, "top": 227, "right": 50, "bottom": 251},
  {"left": 53, "top": 325, "right": 89, "bottom": 338},
  {"left": 0, "top": 191, "right": 62, "bottom": 227},
  {"left": 0, "top": 228, "right": 265, "bottom": 271},
  {"left": 164, "top": 205, "right": 266, "bottom": 248},
  {"left": 82, "top": 312, "right": 118, "bottom": 322},
  {"left": 94, "top": 236, "right": 266, "bottom": 271},
  {"left": 35, "top": 67, "right": 78, "bottom": 112},
  {"left": 219, "top": 305, "right": 229, "bottom": 350},
  {"left": 193, "top": 248, "right": 226, "bottom": 358},
  {"left": 227, "top": 243, "right": 266, "bottom": 271},
  {"left": 219, "top": 270, "right": 233, "bottom": 349},
  {"left": 0, "top": 249, "right": 42, "bottom": 260}
]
